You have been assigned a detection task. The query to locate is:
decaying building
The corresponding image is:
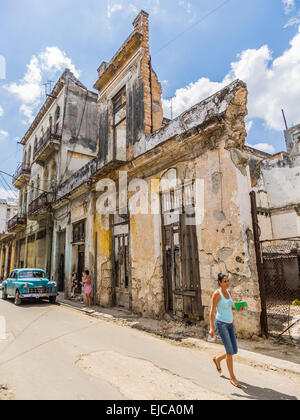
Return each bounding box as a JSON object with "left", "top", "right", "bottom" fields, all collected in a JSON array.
[
  {"left": 54, "top": 11, "right": 262, "bottom": 337},
  {"left": 251, "top": 124, "right": 300, "bottom": 241},
  {"left": 3, "top": 10, "right": 299, "bottom": 338},
  {"left": 0, "top": 197, "right": 18, "bottom": 280},
  {"left": 249, "top": 123, "right": 300, "bottom": 302},
  {"left": 2, "top": 69, "right": 98, "bottom": 279}
]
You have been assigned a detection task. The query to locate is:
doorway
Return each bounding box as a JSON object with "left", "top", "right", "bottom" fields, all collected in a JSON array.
[
  {"left": 112, "top": 214, "right": 131, "bottom": 309},
  {"left": 161, "top": 182, "right": 204, "bottom": 319},
  {"left": 57, "top": 231, "right": 66, "bottom": 292},
  {"left": 77, "top": 245, "right": 85, "bottom": 294}
]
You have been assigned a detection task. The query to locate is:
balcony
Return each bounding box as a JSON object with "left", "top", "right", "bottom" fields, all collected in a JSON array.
[
  {"left": 34, "top": 128, "right": 62, "bottom": 164},
  {"left": 28, "top": 192, "right": 54, "bottom": 221},
  {"left": 7, "top": 214, "right": 27, "bottom": 233},
  {"left": 12, "top": 163, "right": 31, "bottom": 189}
]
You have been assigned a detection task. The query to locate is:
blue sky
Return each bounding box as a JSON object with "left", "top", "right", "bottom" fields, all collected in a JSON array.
[{"left": 0, "top": 0, "right": 300, "bottom": 194}]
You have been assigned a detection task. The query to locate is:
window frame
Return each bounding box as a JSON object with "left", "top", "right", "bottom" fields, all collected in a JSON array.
[{"left": 112, "top": 87, "right": 127, "bottom": 162}]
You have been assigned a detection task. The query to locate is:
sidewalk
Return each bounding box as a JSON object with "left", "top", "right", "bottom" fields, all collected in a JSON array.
[{"left": 57, "top": 294, "right": 300, "bottom": 377}]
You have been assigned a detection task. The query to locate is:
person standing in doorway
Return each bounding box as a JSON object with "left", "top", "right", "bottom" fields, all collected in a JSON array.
[
  {"left": 209, "top": 274, "right": 244, "bottom": 388},
  {"left": 81, "top": 270, "right": 92, "bottom": 308}
]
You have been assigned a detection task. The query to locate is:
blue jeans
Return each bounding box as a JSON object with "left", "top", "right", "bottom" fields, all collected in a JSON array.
[{"left": 215, "top": 320, "right": 238, "bottom": 356}]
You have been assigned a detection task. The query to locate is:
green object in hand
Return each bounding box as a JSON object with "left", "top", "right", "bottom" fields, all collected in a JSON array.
[{"left": 235, "top": 302, "right": 248, "bottom": 311}]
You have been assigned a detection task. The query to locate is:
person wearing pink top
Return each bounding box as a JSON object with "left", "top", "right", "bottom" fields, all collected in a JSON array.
[{"left": 81, "top": 270, "right": 92, "bottom": 308}]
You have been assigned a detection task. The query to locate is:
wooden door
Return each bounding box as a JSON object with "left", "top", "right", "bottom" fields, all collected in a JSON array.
[{"left": 180, "top": 214, "right": 203, "bottom": 318}]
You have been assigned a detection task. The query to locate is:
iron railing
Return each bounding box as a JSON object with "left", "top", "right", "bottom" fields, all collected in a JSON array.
[
  {"left": 34, "top": 127, "right": 62, "bottom": 158},
  {"left": 13, "top": 163, "right": 31, "bottom": 182},
  {"left": 7, "top": 214, "right": 27, "bottom": 231},
  {"left": 260, "top": 238, "right": 300, "bottom": 339},
  {"left": 28, "top": 192, "right": 54, "bottom": 216}
]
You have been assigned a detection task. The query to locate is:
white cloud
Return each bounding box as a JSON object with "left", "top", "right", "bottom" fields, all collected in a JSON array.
[
  {"left": 0, "top": 130, "right": 8, "bottom": 143},
  {"left": 163, "top": 26, "right": 300, "bottom": 132},
  {"left": 284, "top": 12, "right": 300, "bottom": 28},
  {"left": 5, "top": 47, "right": 80, "bottom": 125},
  {"left": 249, "top": 143, "right": 275, "bottom": 154},
  {"left": 0, "top": 106, "right": 3, "bottom": 118},
  {"left": 178, "top": 0, "right": 192, "bottom": 14},
  {"left": 107, "top": 2, "right": 123, "bottom": 18},
  {"left": 245, "top": 120, "right": 254, "bottom": 134}
]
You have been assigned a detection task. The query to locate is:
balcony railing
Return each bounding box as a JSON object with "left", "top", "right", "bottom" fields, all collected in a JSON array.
[
  {"left": 28, "top": 192, "right": 54, "bottom": 216},
  {"left": 12, "top": 163, "right": 31, "bottom": 187},
  {"left": 34, "top": 127, "right": 62, "bottom": 160},
  {"left": 7, "top": 214, "right": 27, "bottom": 232}
]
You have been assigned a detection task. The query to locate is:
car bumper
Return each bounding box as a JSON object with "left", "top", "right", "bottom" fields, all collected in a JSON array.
[{"left": 20, "top": 293, "right": 58, "bottom": 299}]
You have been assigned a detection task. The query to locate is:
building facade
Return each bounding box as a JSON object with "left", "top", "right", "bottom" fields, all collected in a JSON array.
[
  {"left": 3, "top": 69, "right": 98, "bottom": 279},
  {"left": 0, "top": 198, "right": 18, "bottom": 280},
  {"left": 53, "top": 11, "right": 263, "bottom": 337},
  {"left": 4, "top": 10, "right": 299, "bottom": 338},
  {"left": 251, "top": 124, "right": 300, "bottom": 241}
]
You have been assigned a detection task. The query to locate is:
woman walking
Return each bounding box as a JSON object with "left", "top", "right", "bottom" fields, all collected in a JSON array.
[
  {"left": 81, "top": 270, "right": 92, "bottom": 308},
  {"left": 209, "top": 274, "right": 244, "bottom": 388}
]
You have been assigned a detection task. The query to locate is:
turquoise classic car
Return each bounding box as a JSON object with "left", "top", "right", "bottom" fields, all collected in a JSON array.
[{"left": 0, "top": 269, "right": 58, "bottom": 306}]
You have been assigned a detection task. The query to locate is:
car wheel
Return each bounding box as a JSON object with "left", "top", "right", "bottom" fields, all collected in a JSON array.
[
  {"left": 14, "top": 290, "right": 22, "bottom": 306},
  {"left": 49, "top": 296, "right": 56, "bottom": 304},
  {"left": 1, "top": 290, "right": 7, "bottom": 300}
]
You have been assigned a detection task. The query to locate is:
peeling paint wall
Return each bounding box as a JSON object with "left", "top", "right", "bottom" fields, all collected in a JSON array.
[
  {"left": 94, "top": 10, "right": 163, "bottom": 164},
  {"left": 252, "top": 152, "right": 300, "bottom": 240},
  {"left": 90, "top": 80, "right": 262, "bottom": 337}
]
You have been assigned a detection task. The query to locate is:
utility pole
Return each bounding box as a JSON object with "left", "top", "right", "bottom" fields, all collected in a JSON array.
[{"left": 282, "top": 109, "right": 288, "bottom": 131}]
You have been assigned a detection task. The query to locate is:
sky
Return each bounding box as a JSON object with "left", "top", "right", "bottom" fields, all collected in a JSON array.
[{"left": 0, "top": 0, "right": 300, "bottom": 196}]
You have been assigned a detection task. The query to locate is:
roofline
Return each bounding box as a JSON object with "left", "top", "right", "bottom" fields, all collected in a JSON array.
[{"left": 20, "top": 69, "right": 97, "bottom": 146}]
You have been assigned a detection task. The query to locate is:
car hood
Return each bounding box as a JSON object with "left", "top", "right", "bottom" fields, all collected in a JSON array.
[{"left": 19, "top": 279, "right": 50, "bottom": 287}]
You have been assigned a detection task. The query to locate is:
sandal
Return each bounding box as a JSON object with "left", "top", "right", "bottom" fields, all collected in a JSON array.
[
  {"left": 213, "top": 357, "right": 222, "bottom": 375},
  {"left": 230, "top": 379, "right": 242, "bottom": 388}
]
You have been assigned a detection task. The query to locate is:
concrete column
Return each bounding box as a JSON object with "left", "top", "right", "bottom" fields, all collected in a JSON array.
[
  {"left": 65, "top": 223, "right": 73, "bottom": 297},
  {"left": 4, "top": 244, "right": 9, "bottom": 278},
  {"left": 0, "top": 246, "right": 4, "bottom": 279},
  {"left": 45, "top": 226, "right": 53, "bottom": 278},
  {"left": 10, "top": 240, "right": 16, "bottom": 272},
  {"left": 24, "top": 236, "right": 29, "bottom": 268},
  {"left": 51, "top": 225, "right": 58, "bottom": 282},
  {"left": 13, "top": 237, "right": 20, "bottom": 269},
  {"left": 86, "top": 191, "right": 96, "bottom": 303}
]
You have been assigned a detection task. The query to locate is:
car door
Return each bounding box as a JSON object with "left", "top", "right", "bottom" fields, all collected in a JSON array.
[{"left": 6, "top": 272, "right": 14, "bottom": 296}]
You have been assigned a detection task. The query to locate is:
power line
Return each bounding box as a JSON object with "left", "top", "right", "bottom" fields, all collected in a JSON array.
[
  {"left": 0, "top": 170, "right": 48, "bottom": 196},
  {"left": 153, "top": 0, "right": 232, "bottom": 56},
  {"left": 0, "top": 174, "right": 17, "bottom": 202}
]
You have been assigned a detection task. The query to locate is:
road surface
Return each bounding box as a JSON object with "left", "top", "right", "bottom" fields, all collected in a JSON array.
[{"left": 0, "top": 298, "right": 299, "bottom": 400}]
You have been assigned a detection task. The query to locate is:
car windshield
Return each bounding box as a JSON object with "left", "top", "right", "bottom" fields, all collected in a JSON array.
[{"left": 19, "top": 271, "right": 46, "bottom": 279}]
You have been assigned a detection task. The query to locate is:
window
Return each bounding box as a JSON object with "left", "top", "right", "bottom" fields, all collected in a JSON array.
[
  {"left": 19, "top": 270, "right": 45, "bottom": 279},
  {"left": 113, "top": 88, "right": 127, "bottom": 161},
  {"left": 28, "top": 146, "right": 31, "bottom": 166},
  {"left": 49, "top": 116, "right": 53, "bottom": 132},
  {"left": 55, "top": 106, "right": 61, "bottom": 135},
  {"left": 73, "top": 220, "right": 85, "bottom": 244}
]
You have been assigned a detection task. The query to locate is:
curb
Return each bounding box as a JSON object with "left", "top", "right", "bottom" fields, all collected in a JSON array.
[{"left": 58, "top": 301, "right": 300, "bottom": 377}]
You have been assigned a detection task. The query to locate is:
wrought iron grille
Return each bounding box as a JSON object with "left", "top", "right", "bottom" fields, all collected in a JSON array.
[{"left": 260, "top": 238, "right": 300, "bottom": 339}]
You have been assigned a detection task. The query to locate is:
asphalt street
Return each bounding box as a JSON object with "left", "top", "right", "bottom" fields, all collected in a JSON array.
[{"left": 0, "top": 298, "right": 299, "bottom": 401}]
